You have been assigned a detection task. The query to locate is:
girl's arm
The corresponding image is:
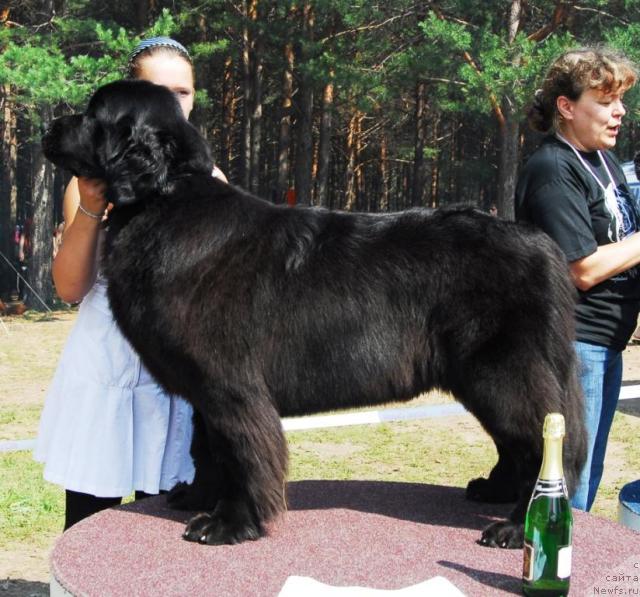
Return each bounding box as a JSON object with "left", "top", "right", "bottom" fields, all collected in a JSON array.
[{"left": 52, "top": 177, "right": 108, "bottom": 303}]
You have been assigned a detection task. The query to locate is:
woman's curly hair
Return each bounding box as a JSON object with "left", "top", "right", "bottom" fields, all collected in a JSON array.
[{"left": 528, "top": 48, "right": 637, "bottom": 133}]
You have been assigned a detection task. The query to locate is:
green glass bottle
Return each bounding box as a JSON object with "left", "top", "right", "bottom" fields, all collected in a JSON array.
[{"left": 522, "top": 413, "right": 573, "bottom": 597}]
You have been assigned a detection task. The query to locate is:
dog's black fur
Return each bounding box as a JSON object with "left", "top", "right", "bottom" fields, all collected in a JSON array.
[{"left": 43, "top": 80, "right": 586, "bottom": 549}]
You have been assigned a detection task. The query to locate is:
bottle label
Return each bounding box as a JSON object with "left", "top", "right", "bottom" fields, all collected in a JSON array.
[{"left": 557, "top": 545, "right": 572, "bottom": 579}]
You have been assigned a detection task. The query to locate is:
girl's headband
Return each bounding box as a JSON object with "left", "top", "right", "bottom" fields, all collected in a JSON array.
[{"left": 128, "top": 37, "right": 190, "bottom": 65}]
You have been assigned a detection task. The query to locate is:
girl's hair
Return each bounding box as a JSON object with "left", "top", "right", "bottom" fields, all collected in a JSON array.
[
  {"left": 127, "top": 36, "right": 193, "bottom": 78},
  {"left": 528, "top": 48, "right": 638, "bottom": 133}
]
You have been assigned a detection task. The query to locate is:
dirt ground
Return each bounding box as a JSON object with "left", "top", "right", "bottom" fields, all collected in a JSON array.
[{"left": 2, "top": 330, "right": 640, "bottom": 596}]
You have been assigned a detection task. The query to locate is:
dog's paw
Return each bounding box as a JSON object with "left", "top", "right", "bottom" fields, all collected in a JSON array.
[
  {"left": 478, "top": 520, "right": 523, "bottom": 549},
  {"left": 465, "top": 477, "right": 518, "bottom": 503},
  {"left": 166, "top": 481, "right": 218, "bottom": 511},
  {"left": 182, "top": 501, "right": 264, "bottom": 545}
]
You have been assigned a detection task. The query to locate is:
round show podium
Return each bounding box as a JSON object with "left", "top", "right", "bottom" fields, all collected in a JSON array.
[{"left": 51, "top": 481, "right": 640, "bottom": 596}]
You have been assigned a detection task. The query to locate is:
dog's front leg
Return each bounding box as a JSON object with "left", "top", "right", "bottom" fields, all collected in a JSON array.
[
  {"left": 477, "top": 477, "right": 534, "bottom": 548},
  {"left": 180, "top": 392, "right": 288, "bottom": 545}
]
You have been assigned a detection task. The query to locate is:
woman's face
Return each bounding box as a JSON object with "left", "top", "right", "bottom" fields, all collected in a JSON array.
[
  {"left": 557, "top": 87, "right": 626, "bottom": 152},
  {"left": 136, "top": 53, "right": 195, "bottom": 119}
]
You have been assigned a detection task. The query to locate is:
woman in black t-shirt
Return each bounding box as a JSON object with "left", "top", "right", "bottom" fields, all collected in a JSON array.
[{"left": 515, "top": 48, "right": 639, "bottom": 511}]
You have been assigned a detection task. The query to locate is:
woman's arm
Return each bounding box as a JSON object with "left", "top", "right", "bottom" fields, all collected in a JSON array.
[
  {"left": 52, "top": 177, "right": 108, "bottom": 303},
  {"left": 570, "top": 232, "right": 640, "bottom": 291}
]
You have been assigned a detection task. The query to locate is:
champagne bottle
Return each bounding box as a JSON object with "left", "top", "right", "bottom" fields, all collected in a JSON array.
[{"left": 522, "top": 413, "right": 573, "bottom": 597}]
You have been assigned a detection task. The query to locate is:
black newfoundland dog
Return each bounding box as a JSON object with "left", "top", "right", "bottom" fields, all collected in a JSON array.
[{"left": 43, "top": 80, "right": 586, "bottom": 549}]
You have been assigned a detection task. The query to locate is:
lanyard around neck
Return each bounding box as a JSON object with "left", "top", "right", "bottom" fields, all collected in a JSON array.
[{"left": 555, "top": 132, "right": 617, "bottom": 194}]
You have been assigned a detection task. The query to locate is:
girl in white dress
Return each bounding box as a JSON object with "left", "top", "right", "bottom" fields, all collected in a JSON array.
[{"left": 35, "top": 37, "right": 227, "bottom": 529}]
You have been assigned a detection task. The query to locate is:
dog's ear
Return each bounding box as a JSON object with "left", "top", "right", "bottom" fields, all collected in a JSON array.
[
  {"left": 100, "top": 119, "right": 213, "bottom": 205},
  {"left": 101, "top": 118, "right": 176, "bottom": 206},
  {"left": 102, "top": 117, "right": 213, "bottom": 206},
  {"left": 173, "top": 122, "right": 214, "bottom": 176}
]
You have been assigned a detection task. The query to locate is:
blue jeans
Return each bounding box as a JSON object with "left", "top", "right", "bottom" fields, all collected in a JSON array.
[{"left": 571, "top": 341, "right": 622, "bottom": 511}]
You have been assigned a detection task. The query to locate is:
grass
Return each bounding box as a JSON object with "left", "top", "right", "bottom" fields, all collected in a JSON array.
[
  {"left": 288, "top": 417, "right": 495, "bottom": 485},
  {"left": 0, "top": 310, "right": 77, "bottom": 560},
  {"left": 1, "top": 310, "right": 639, "bottom": 580},
  {"left": 0, "top": 310, "right": 75, "bottom": 441},
  {"left": 0, "top": 405, "right": 44, "bottom": 442},
  {"left": 0, "top": 452, "right": 64, "bottom": 549}
]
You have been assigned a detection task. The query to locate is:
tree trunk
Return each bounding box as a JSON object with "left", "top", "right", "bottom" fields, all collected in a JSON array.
[
  {"left": 136, "top": 0, "right": 150, "bottom": 30},
  {"left": 27, "top": 107, "right": 55, "bottom": 310},
  {"left": 293, "top": 3, "right": 314, "bottom": 206},
  {"left": 497, "top": 0, "right": 522, "bottom": 220},
  {"left": 294, "top": 80, "right": 313, "bottom": 205},
  {"left": 276, "top": 40, "right": 294, "bottom": 204},
  {"left": 497, "top": 103, "right": 519, "bottom": 220},
  {"left": 379, "top": 134, "right": 389, "bottom": 211},
  {"left": 316, "top": 71, "right": 334, "bottom": 208},
  {"left": 248, "top": 0, "right": 262, "bottom": 194},
  {"left": 0, "top": 84, "right": 18, "bottom": 297},
  {"left": 240, "top": 2, "right": 252, "bottom": 190},
  {"left": 412, "top": 81, "right": 427, "bottom": 207},
  {"left": 344, "top": 109, "right": 362, "bottom": 211},
  {"left": 220, "top": 55, "right": 235, "bottom": 178},
  {"left": 429, "top": 113, "right": 440, "bottom": 208}
]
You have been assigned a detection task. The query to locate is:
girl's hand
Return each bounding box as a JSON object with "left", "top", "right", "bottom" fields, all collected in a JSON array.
[{"left": 77, "top": 177, "right": 108, "bottom": 218}]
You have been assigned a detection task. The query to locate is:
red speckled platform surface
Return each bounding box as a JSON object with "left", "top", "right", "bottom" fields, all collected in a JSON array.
[{"left": 51, "top": 481, "right": 640, "bottom": 596}]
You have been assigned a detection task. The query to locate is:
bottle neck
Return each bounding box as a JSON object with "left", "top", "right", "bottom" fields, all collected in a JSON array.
[{"left": 539, "top": 435, "right": 564, "bottom": 480}]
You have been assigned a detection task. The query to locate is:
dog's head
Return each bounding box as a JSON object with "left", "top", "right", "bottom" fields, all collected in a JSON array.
[{"left": 42, "top": 79, "right": 213, "bottom": 206}]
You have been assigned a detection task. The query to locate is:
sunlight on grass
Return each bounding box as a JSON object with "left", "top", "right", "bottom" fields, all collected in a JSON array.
[
  {"left": 288, "top": 416, "right": 497, "bottom": 488},
  {"left": 0, "top": 311, "right": 75, "bottom": 413},
  {"left": 0, "top": 404, "right": 43, "bottom": 440},
  {"left": 0, "top": 452, "right": 64, "bottom": 549},
  {"left": 590, "top": 411, "right": 640, "bottom": 519}
]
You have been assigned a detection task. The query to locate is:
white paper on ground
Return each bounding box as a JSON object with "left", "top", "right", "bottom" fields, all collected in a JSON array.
[{"left": 278, "top": 575, "right": 466, "bottom": 596}]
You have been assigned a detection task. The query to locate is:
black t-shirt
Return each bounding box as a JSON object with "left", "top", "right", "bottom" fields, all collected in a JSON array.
[{"left": 515, "top": 135, "right": 640, "bottom": 351}]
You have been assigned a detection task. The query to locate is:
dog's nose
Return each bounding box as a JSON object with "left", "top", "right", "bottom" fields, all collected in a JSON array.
[{"left": 41, "top": 122, "right": 61, "bottom": 159}]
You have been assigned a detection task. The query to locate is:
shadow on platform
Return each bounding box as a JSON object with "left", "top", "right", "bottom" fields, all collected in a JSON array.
[{"left": 125, "top": 480, "right": 514, "bottom": 536}]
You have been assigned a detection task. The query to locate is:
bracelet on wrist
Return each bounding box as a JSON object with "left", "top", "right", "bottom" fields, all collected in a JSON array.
[{"left": 77, "top": 203, "right": 104, "bottom": 221}]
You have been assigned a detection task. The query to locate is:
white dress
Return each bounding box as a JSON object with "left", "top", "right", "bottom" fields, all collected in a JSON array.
[{"left": 34, "top": 275, "right": 195, "bottom": 497}]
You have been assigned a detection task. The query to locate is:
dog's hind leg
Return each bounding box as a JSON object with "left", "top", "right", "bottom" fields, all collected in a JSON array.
[
  {"left": 451, "top": 342, "right": 559, "bottom": 548},
  {"left": 180, "top": 387, "right": 288, "bottom": 545}
]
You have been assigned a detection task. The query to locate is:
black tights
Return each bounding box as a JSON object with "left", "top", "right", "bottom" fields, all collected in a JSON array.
[{"left": 64, "top": 489, "right": 158, "bottom": 531}]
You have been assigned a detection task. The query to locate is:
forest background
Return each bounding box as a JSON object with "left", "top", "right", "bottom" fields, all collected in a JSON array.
[{"left": 2, "top": 0, "right": 640, "bottom": 310}]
